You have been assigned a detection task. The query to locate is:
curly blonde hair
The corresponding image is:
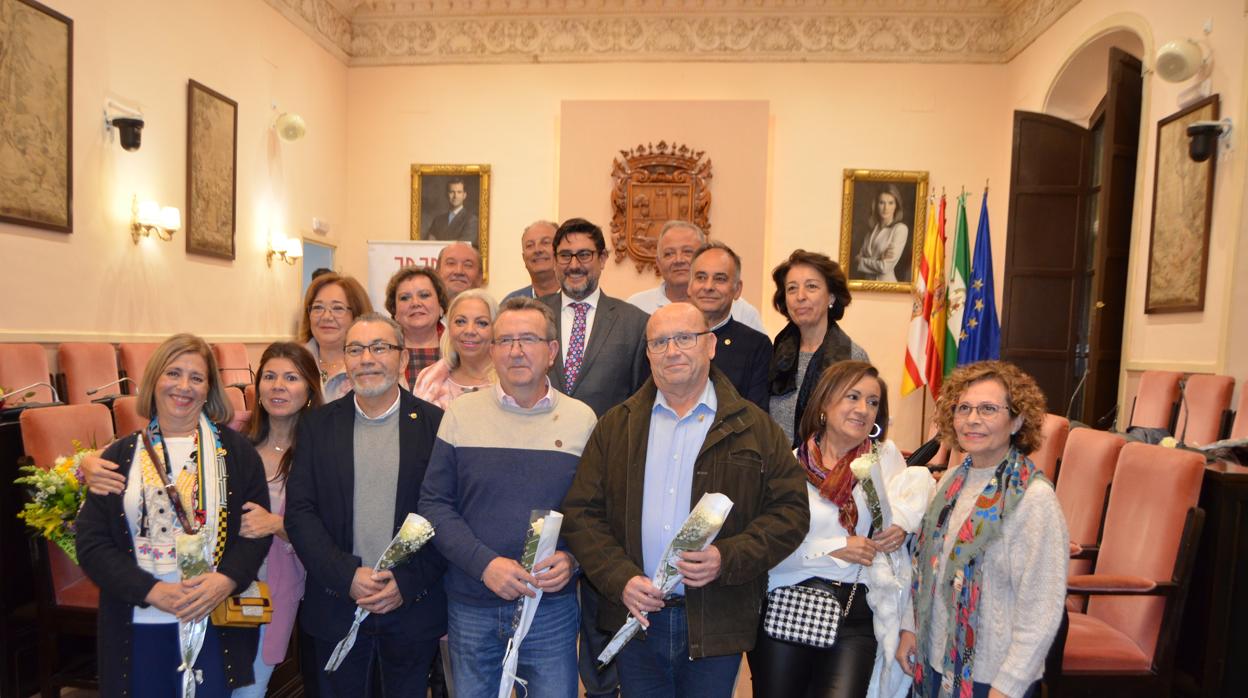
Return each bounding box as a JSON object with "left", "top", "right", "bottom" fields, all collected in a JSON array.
[{"left": 934, "top": 360, "right": 1047, "bottom": 454}]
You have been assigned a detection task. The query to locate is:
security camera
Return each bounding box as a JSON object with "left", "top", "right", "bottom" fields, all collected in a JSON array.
[
  {"left": 1186, "top": 119, "right": 1229, "bottom": 163},
  {"left": 112, "top": 117, "right": 144, "bottom": 151}
]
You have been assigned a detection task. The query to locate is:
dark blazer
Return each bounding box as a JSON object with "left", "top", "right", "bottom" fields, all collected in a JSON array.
[
  {"left": 285, "top": 390, "right": 448, "bottom": 642},
  {"left": 540, "top": 291, "right": 650, "bottom": 417},
  {"left": 76, "top": 426, "right": 271, "bottom": 695},
  {"left": 425, "top": 207, "right": 479, "bottom": 242},
  {"left": 711, "top": 318, "right": 772, "bottom": 411}
]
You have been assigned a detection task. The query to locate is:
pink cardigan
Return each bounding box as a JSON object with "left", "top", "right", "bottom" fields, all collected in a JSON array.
[{"left": 262, "top": 495, "right": 306, "bottom": 665}]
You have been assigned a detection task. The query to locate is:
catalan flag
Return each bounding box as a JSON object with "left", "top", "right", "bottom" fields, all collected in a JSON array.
[{"left": 959, "top": 191, "right": 1001, "bottom": 363}]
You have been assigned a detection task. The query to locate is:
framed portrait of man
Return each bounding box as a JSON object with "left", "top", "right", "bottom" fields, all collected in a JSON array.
[
  {"left": 411, "top": 164, "right": 490, "bottom": 272},
  {"left": 839, "top": 169, "right": 928, "bottom": 293}
]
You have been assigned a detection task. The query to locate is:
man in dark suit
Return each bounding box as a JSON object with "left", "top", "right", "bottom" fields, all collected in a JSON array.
[
  {"left": 539, "top": 217, "right": 648, "bottom": 698},
  {"left": 688, "top": 241, "right": 772, "bottom": 410},
  {"left": 286, "top": 312, "right": 447, "bottom": 697},
  {"left": 425, "top": 178, "right": 479, "bottom": 243}
]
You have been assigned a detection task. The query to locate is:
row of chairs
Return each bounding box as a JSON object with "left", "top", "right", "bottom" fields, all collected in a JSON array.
[
  {"left": 1131, "top": 370, "right": 1247, "bottom": 445},
  {"left": 0, "top": 342, "right": 253, "bottom": 407}
]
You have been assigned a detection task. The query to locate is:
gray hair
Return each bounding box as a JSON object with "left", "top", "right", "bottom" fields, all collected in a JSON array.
[
  {"left": 692, "top": 240, "right": 743, "bottom": 283},
  {"left": 523, "top": 219, "right": 558, "bottom": 236},
  {"left": 349, "top": 312, "right": 405, "bottom": 347},
  {"left": 658, "top": 220, "right": 706, "bottom": 246},
  {"left": 498, "top": 296, "right": 558, "bottom": 340}
]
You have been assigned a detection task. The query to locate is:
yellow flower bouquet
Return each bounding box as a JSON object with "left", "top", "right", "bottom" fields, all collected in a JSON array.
[{"left": 14, "top": 440, "right": 92, "bottom": 564}]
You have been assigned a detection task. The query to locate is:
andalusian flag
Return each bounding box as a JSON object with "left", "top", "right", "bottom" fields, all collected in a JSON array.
[
  {"left": 900, "top": 202, "right": 935, "bottom": 395},
  {"left": 922, "top": 195, "right": 948, "bottom": 399},
  {"left": 945, "top": 193, "right": 970, "bottom": 376},
  {"left": 959, "top": 191, "right": 1002, "bottom": 363}
]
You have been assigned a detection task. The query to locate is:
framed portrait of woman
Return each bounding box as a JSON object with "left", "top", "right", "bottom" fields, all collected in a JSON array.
[{"left": 839, "top": 169, "right": 928, "bottom": 293}]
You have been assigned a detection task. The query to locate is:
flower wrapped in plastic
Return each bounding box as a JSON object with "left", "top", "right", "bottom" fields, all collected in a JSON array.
[
  {"left": 597, "top": 493, "right": 733, "bottom": 667},
  {"left": 849, "top": 444, "right": 887, "bottom": 533},
  {"left": 324, "top": 513, "right": 436, "bottom": 671},
  {"left": 499, "top": 510, "right": 564, "bottom": 698},
  {"left": 176, "top": 532, "right": 212, "bottom": 698},
  {"left": 15, "top": 441, "right": 92, "bottom": 563}
]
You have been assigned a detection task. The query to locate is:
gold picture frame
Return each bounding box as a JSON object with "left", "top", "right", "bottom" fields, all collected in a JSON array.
[
  {"left": 0, "top": 0, "right": 73, "bottom": 233},
  {"left": 411, "top": 164, "right": 491, "bottom": 283},
  {"left": 839, "top": 169, "right": 929, "bottom": 293}
]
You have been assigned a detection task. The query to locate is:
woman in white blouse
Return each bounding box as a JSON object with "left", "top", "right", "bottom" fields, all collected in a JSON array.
[
  {"left": 855, "top": 184, "right": 910, "bottom": 283},
  {"left": 749, "top": 360, "right": 933, "bottom": 698}
]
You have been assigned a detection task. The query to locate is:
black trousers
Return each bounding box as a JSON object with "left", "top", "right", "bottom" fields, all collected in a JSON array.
[{"left": 747, "top": 579, "right": 877, "bottom": 698}]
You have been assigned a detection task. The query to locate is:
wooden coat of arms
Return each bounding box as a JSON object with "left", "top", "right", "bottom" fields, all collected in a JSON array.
[{"left": 610, "top": 142, "right": 712, "bottom": 274}]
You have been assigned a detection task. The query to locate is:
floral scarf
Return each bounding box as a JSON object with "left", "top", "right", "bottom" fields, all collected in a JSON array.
[
  {"left": 795, "top": 434, "right": 870, "bottom": 532},
  {"left": 911, "top": 447, "right": 1042, "bottom": 698}
]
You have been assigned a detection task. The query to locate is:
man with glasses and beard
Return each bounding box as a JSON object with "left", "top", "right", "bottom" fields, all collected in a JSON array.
[
  {"left": 286, "top": 313, "right": 447, "bottom": 696},
  {"left": 539, "top": 217, "right": 650, "bottom": 697},
  {"left": 420, "top": 297, "right": 598, "bottom": 696}
]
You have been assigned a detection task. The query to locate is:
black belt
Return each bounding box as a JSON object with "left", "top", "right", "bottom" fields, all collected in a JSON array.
[{"left": 663, "top": 595, "right": 686, "bottom": 607}]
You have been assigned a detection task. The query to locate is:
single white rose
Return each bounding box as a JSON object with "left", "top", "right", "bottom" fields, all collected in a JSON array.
[
  {"left": 398, "top": 514, "right": 434, "bottom": 542},
  {"left": 849, "top": 454, "right": 874, "bottom": 481}
]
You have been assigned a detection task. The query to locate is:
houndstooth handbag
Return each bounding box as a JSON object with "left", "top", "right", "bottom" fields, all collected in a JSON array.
[{"left": 763, "top": 574, "right": 859, "bottom": 648}]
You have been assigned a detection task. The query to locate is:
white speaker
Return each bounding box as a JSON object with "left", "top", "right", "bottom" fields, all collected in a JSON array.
[
  {"left": 1156, "top": 39, "right": 1203, "bottom": 83},
  {"left": 275, "top": 112, "right": 307, "bottom": 142}
]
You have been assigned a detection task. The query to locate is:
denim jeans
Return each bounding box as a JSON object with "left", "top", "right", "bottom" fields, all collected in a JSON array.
[
  {"left": 615, "top": 606, "right": 740, "bottom": 698},
  {"left": 447, "top": 592, "right": 579, "bottom": 698},
  {"left": 916, "top": 669, "right": 1040, "bottom": 698},
  {"left": 231, "top": 624, "right": 276, "bottom": 698}
]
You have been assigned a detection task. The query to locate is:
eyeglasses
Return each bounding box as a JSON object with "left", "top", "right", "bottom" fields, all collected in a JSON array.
[
  {"left": 492, "top": 335, "right": 549, "bottom": 348},
  {"left": 344, "top": 342, "right": 401, "bottom": 358},
  {"left": 556, "top": 249, "right": 598, "bottom": 265},
  {"left": 645, "top": 331, "right": 712, "bottom": 354},
  {"left": 310, "top": 303, "right": 352, "bottom": 317},
  {"left": 953, "top": 402, "right": 1011, "bottom": 419}
]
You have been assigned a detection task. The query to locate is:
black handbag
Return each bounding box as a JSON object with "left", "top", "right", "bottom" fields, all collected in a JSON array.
[{"left": 762, "top": 575, "right": 859, "bottom": 648}]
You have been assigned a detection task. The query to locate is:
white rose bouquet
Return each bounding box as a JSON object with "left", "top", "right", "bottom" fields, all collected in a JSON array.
[
  {"left": 596, "top": 492, "right": 734, "bottom": 667},
  {"left": 324, "top": 513, "right": 435, "bottom": 671}
]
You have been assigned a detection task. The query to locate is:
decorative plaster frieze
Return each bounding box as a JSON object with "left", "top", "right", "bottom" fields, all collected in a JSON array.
[{"left": 264, "top": 0, "right": 1079, "bottom": 66}]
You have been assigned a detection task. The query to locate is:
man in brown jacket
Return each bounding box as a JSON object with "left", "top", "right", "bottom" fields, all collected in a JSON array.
[{"left": 562, "top": 303, "right": 809, "bottom": 697}]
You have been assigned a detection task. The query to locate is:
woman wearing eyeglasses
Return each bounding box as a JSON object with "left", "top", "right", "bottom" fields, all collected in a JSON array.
[
  {"left": 897, "top": 361, "right": 1068, "bottom": 698},
  {"left": 298, "top": 273, "right": 374, "bottom": 402},
  {"left": 413, "top": 289, "right": 498, "bottom": 409}
]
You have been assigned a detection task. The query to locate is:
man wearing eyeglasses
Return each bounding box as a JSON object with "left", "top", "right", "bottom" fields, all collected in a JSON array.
[
  {"left": 419, "top": 296, "right": 598, "bottom": 696},
  {"left": 286, "top": 312, "right": 448, "bottom": 697},
  {"left": 538, "top": 217, "right": 649, "bottom": 698},
  {"left": 562, "top": 303, "right": 808, "bottom": 698}
]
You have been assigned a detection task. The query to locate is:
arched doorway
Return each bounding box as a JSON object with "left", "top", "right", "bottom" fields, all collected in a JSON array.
[{"left": 999, "top": 29, "right": 1144, "bottom": 426}]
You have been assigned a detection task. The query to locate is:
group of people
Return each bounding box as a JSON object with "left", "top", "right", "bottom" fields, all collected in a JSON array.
[{"left": 73, "top": 215, "right": 1068, "bottom": 698}]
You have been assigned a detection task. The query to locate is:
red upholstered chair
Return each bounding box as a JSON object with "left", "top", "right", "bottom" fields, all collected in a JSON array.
[
  {"left": 1174, "top": 374, "right": 1234, "bottom": 446},
  {"left": 224, "top": 386, "right": 251, "bottom": 432},
  {"left": 1056, "top": 428, "right": 1126, "bottom": 611},
  {"left": 0, "top": 343, "right": 58, "bottom": 404},
  {"left": 1232, "top": 386, "right": 1248, "bottom": 440},
  {"left": 111, "top": 395, "right": 147, "bottom": 437},
  {"left": 212, "top": 343, "right": 253, "bottom": 390},
  {"left": 1058, "top": 442, "right": 1205, "bottom": 696},
  {"left": 57, "top": 343, "right": 121, "bottom": 405},
  {"left": 116, "top": 342, "right": 160, "bottom": 394},
  {"left": 1030, "top": 413, "right": 1071, "bottom": 483},
  {"left": 19, "top": 404, "right": 111, "bottom": 696},
  {"left": 1128, "top": 370, "right": 1182, "bottom": 432},
  {"left": 244, "top": 383, "right": 256, "bottom": 410}
]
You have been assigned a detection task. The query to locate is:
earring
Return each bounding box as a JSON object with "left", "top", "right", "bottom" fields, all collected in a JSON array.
[
  {"left": 869, "top": 423, "right": 882, "bottom": 439},
  {"left": 819, "top": 413, "right": 827, "bottom": 426}
]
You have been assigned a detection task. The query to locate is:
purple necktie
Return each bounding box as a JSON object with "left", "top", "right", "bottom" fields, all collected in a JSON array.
[{"left": 564, "top": 302, "right": 589, "bottom": 388}]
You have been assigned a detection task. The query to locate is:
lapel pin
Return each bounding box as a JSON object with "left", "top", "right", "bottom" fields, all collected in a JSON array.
[
  {"left": 724, "top": 338, "right": 732, "bottom": 346},
  {"left": 409, "top": 412, "right": 418, "bottom": 420}
]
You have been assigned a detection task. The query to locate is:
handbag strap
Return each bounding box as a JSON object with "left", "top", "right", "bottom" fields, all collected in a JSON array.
[
  {"left": 139, "top": 429, "right": 198, "bottom": 534},
  {"left": 843, "top": 567, "right": 863, "bottom": 614}
]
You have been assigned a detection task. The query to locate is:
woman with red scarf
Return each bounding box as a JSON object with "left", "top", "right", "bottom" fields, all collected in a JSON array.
[{"left": 749, "top": 360, "right": 933, "bottom": 698}]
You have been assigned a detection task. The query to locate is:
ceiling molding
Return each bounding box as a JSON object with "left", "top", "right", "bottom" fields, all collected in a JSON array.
[{"left": 263, "top": 0, "right": 1079, "bottom": 66}]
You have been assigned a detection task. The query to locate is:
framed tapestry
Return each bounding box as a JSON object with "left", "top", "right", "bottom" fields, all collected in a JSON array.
[
  {"left": 0, "top": 0, "right": 73, "bottom": 233},
  {"left": 185, "top": 79, "right": 238, "bottom": 260},
  {"left": 839, "top": 169, "right": 929, "bottom": 293},
  {"left": 1145, "top": 94, "right": 1219, "bottom": 314},
  {"left": 411, "top": 164, "right": 491, "bottom": 282}
]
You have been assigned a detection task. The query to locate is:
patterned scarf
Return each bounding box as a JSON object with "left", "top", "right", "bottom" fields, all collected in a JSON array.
[
  {"left": 143, "top": 414, "right": 229, "bottom": 566},
  {"left": 910, "top": 447, "right": 1042, "bottom": 698},
  {"left": 795, "top": 433, "right": 870, "bottom": 532}
]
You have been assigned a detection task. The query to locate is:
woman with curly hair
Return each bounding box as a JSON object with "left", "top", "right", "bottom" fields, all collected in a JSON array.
[{"left": 897, "top": 361, "right": 1068, "bottom": 698}]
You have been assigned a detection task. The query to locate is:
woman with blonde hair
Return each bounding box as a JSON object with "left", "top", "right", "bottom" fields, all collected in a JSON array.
[
  {"left": 76, "top": 333, "right": 270, "bottom": 697},
  {"left": 412, "top": 288, "right": 498, "bottom": 408},
  {"left": 898, "top": 361, "right": 1067, "bottom": 698}
]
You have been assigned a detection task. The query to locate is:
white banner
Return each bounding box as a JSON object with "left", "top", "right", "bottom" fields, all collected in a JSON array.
[{"left": 366, "top": 240, "right": 451, "bottom": 311}]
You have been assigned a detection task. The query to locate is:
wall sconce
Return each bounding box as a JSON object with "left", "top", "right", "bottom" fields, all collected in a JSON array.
[
  {"left": 267, "top": 236, "right": 304, "bottom": 267},
  {"left": 130, "top": 195, "right": 181, "bottom": 243}
]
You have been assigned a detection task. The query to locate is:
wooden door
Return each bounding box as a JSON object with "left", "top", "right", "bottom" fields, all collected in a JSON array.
[
  {"left": 1000, "top": 112, "right": 1092, "bottom": 414},
  {"left": 1080, "top": 48, "right": 1141, "bottom": 426}
]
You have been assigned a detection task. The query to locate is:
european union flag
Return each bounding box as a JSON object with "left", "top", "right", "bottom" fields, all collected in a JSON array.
[{"left": 958, "top": 191, "right": 1000, "bottom": 363}]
